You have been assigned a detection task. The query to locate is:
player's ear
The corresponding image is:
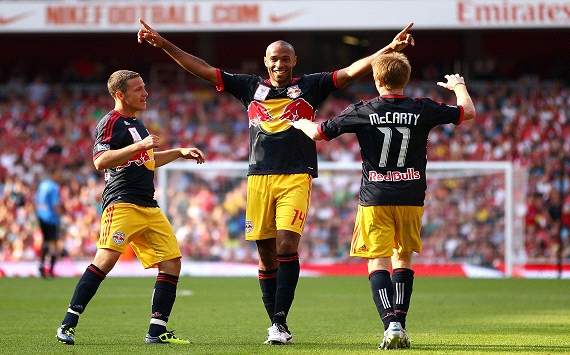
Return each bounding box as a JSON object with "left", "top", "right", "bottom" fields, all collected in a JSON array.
[
  {"left": 291, "top": 55, "right": 297, "bottom": 67},
  {"left": 115, "top": 90, "right": 125, "bottom": 100},
  {"left": 263, "top": 56, "right": 270, "bottom": 68}
]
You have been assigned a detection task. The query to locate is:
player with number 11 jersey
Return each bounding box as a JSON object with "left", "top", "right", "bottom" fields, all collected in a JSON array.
[
  {"left": 293, "top": 52, "right": 475, "bottom": 350},
  {"left": 318, "top": 93, "right": 463, "bottom": 206}
]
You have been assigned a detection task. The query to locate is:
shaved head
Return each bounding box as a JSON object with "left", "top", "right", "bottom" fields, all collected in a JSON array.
[
  {"left": 266, "top": 40, "right": 295, "bottom": 57},
  {"left": 264, "top": 40, "right": 297, "bottom": 87}
]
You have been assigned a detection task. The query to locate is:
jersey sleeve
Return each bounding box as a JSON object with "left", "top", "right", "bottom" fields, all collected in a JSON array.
[
  {"left": 318, "top": 103, "right": 361, "bottom": 141},
  {"left": 304, "top": 71, "right": 339, "bottom": 104},
  {"left": 420, "top": 98, "right": 464, "bottom": 128},
  {"left": 93, "top": 118, "right": 123, "bottom": 160},
  {"left": 215, "top": 69, "right": 259, "bottom": 107}
]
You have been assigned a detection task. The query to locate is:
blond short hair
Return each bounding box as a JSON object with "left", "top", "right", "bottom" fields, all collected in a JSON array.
[
  {"left": 372, "top": 53, "right": 411, "bottom": 90},
  {"left": 107, "top": 70, "right": 140, "bottom": 97}
]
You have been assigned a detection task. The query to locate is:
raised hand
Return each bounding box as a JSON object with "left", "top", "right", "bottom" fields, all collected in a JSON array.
[
  {"left": 390, "top": 22, "right": 415, "bottom": 52},
  {"left": 437, "top": 74, "right": 466, "bottom": 91},
  {"left": 179, "top": 147, "right": 206, "bottom": 164},
  {"left": 137, "top": 19, "right": 165, "bottom": 48}
]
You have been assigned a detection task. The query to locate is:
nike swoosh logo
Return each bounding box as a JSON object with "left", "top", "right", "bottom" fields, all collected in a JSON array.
[
  {"left": 269, "top": 10, "right": 303, "bottom": 24},
  {"left": 0, "top": 12, "right": 31, "bottom": 26}
]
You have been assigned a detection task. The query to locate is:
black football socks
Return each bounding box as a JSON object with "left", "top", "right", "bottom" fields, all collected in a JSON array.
[
  {"left": 272, "top": 253, "right": 300, "bottom": 326},
  {"left": 258, "top": 269, "right": 278, "bottom": 322},
  {"left": 148, "top": 273, "right": 179, "bottom": 337},
  {"left": 62, "top": 264, "right": 107, "bottom": 327},
  {"left": 392, "top": 268, "right": 414, "bottom": 329},
  {"left": 369, "top": 269, "right": 396, "bottom": 330}
]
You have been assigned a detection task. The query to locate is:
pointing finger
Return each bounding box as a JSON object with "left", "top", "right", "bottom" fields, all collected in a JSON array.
[
  {"left": 139, "top": 18, "right": 152, "bottom": 30},
  {"left": 398, "top": 22, "right": 414, "bottom": 36}
]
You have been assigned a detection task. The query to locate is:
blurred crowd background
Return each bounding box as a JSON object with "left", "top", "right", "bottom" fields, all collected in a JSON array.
[
  {"left": 1, "top": 24, "right": 569, "bottom": 269},
  {"left": 1, "top": 70, "right": 568, "bottom": 267}
]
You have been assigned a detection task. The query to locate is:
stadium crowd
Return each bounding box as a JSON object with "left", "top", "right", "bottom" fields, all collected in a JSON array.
[{"left": 0, "top": 76, "right": 568, "bottom": 267}]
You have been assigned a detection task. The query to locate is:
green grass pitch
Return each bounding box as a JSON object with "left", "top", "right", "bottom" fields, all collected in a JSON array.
[{"left": 0, "top": 276, "right": 569, "bottom": 354}]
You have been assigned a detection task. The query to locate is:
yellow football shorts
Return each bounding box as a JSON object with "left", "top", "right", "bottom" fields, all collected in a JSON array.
[
  {"left": 350, "top": 205, "right": 424, "bottom": 258},
  {"left": 97, "top": 203, "right": 181, "bottom": 268},
  {"left": 245, "top": 174, "right": 312, "bottom": 240}
]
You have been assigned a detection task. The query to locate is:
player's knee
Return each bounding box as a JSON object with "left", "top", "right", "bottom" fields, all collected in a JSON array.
[
  {"left": 368, "top": 257, "right": 391, "bottom": 273},
  {"left": 258, "top": 258, "right": 278, "bottom": 271},
  {"left": 276, "top": 230, "right": 300, "bottom": 254},
  {"left": 158, "top": 257, "right": 181, "bottom": 276},
  {"left": 392, "top": 252, "right": 413, "bottom": 269},
  {"left": 92, "top": 248, "right": 121, "bottom": 274}
]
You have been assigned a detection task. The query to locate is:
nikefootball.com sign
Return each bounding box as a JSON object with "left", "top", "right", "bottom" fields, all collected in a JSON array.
[{"left": 0, "top": 0, "right": 568, "bottom": 32}]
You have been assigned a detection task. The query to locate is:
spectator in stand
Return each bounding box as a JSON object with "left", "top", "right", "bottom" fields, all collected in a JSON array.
[{"left": 35, "top": 145, "right": 64, "bottom": 277}]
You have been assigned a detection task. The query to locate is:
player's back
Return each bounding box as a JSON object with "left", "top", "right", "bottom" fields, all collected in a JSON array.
[{"left": 321, "top": 94, "right": 463, "bottom": 206}]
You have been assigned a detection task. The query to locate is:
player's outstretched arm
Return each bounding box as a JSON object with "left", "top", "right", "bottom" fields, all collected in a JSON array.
[
  {"left": 94, "top": 134, "right": 160, "bottom": 171},
  {"left": 437, "top": 74, "right": 476, "bottom": 121},
  {"left": 138, "top": 19, "right": 218, "bottom": 85},
  {"left": 335, "top": 22, "right": 415, "bottom": 88},
  {"left": 293, "top": 119, "right": 323, "bottom": 141},
  {"left": 154, "top": 147, "right": 206, "bottom": 168}
]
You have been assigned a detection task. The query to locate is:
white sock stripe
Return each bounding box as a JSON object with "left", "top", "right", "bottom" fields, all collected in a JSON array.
[
  {"left": 395, "top": 282, "right": 404, "bottom": 304},
  {"left": 67, "top": 308, "right": 80, "bottom": 316},
  {"left": 378, "top": 289, "right": 387, "bottom": 309},
  {"left": 378, "top": 288, "right": 391, "bottom": 309},
  {"left": 394, "top": 283, "right": 399, "bottom": 304},
  {"left": 150, "top": 318, "right": 167, "bottom": 326},
  {"left": 383, "top": 288, "right": 392, "bottom": 308}
]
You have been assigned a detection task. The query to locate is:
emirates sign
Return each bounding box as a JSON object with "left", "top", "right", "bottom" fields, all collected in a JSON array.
[
  {"left": 0, "top": 0, "right": 568, "bottom": 32},
  {"left": 458, "top": 0, "right": 570, "bottom": 25}
]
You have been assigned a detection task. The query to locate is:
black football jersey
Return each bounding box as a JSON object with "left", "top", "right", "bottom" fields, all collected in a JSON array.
[
  {"left": 319, "top": 95, "right": 464, "bottom": 206},
  {"left": 216, "top": 69, "right": 338, "bottom": 177},
  {"left": 93, "top": 110, "right": 157, "bottom": 210}
]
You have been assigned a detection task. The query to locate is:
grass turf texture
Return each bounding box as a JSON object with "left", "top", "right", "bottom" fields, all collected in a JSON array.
[{"left": 0, "top": 277, "right": 568, "bottom": 354}]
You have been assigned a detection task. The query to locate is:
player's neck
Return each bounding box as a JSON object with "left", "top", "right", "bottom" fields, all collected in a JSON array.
[
  {"left": 379, "top": 87, "right": 405, "bottom": 97},
  {"left": 114, "top": 104, "right": 138, "bottom": 118},
  {"left": 269, "top": 79, "right": 291, "bottom": 88}
]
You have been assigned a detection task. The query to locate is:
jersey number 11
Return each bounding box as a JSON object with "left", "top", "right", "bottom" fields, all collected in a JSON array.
[{"left": 377, "top": 127, "right": 410, "bottom": 168}]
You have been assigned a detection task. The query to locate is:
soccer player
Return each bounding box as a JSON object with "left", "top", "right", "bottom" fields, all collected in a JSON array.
[
  {"left": 293, "top": 53, "right": 476, "bottom": 349},
  {"left": 56, "top": 70, "right": 205, "bottom": 345},
  {"left": 137, "top": 20, "right": 414, "bottom": 344},
  {"left": 35, "top": 146, "right": 63, "bottom": 278}
]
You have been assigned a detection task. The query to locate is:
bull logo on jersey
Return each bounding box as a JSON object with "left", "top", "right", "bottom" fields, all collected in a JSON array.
[
  {"left": 247, "top": 98, "right": 315, "bottom": 133},
  {"left": 116, "top": 149, "right": 155, "bottom": 171},
  {"left": 245, "top": 220, "right": 254, "bottom": 234},
  {"left": 112, "top": 231, "right": 126, "bottom": 245},
  {"left": 286, "top": 85, "right": 302, "bottom": 99}
]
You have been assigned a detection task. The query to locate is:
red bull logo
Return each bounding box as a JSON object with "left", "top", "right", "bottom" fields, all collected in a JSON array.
[
  {"left": 248, "top": 101, "right": 271, "bottom": 127},
  {"left": 116, "top": 150, "right": 152, "bottom": 171},
  {"left": 247, "top": 98, "right": 315, "bottom": 127},
  {"left": 369, "top": 168, "right": 421, "bottom": 182},
  {"left": 281, "top": 99, "right": 314, "bottom": 121}
]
